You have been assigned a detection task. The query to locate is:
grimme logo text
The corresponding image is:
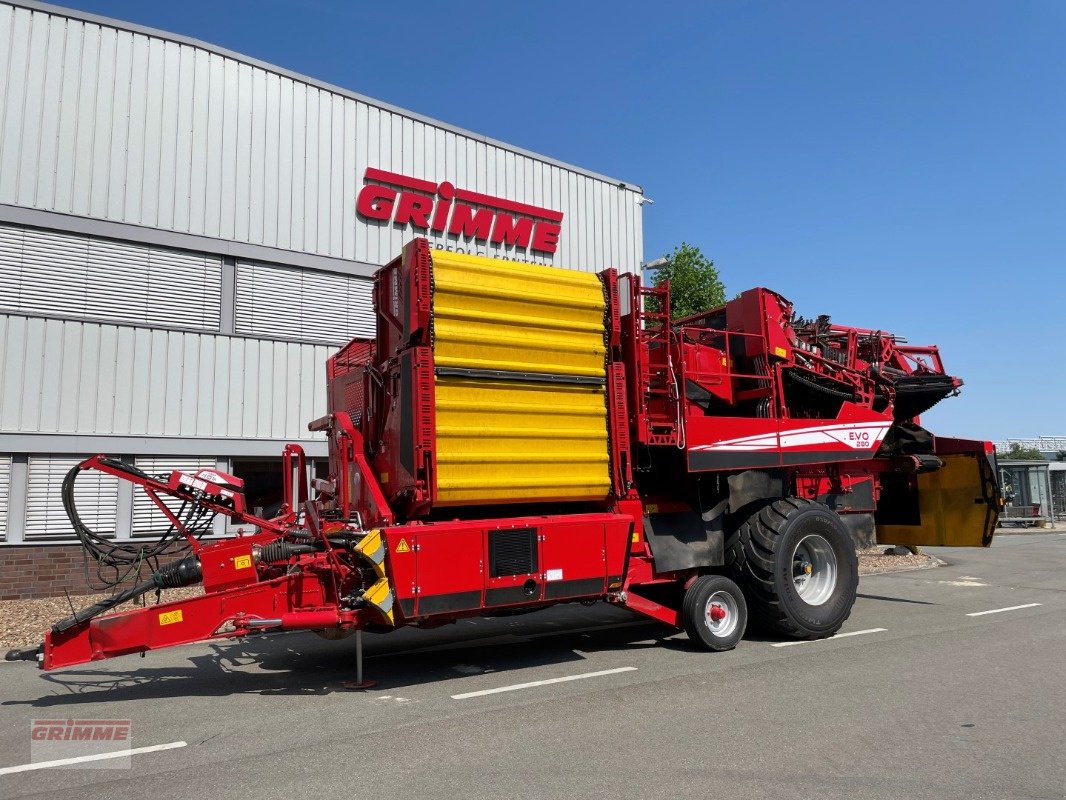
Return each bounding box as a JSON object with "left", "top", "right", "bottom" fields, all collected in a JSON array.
[
  {"left": 31, "top": 719, "right": 131, "bottom": 741},
  {"left": 357, "top": 167, "right": 564, "bottom": 254}
]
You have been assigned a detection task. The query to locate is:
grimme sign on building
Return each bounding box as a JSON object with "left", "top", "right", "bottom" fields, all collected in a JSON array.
[{"left": 357, "top": 168, "right": 565, "bottom": 260}]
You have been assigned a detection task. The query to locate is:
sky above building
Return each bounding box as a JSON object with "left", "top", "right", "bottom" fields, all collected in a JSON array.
[{"left": 53, "top": 0, "right": 1066, "bottom": 440}]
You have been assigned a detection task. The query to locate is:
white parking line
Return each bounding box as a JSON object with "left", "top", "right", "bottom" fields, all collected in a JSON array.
[
  {"left": 771, "top": 628, "right": 887, "bottom": 648},
  {"left": 451, "top": 666, "right": 637, "bottom": 699},
  {"left": 966, "top": 603, "right": 1042, "bottom": 617},
  {"left": 0, "top": 741, "right": 187, "bottom": 776}
]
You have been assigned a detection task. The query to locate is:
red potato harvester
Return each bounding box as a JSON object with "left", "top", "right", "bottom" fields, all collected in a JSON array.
[{"left": 7, "top": 239, "right": 1000, "bottom": 670}]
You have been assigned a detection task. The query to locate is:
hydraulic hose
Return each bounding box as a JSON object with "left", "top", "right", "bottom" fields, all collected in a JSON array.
[
  {"left": 784, "top": 369, "right": 856, "bottom": 400},
  {"left": 63, "top": 462, "right": 216, "bottom": 591},
  {"left": 50, "top": 555, "right": 203, "bottom": 634},
  {"left": 50, "top": 579, "right": 157, "bottom": 634}
]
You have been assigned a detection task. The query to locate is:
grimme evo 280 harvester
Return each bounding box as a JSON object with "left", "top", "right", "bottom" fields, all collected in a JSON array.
[{"left": 8, "top": 238, "right": 1000, "bottom": 670}]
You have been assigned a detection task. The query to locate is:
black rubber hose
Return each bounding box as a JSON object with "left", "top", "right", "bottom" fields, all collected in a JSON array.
[
  {"left": 784, "top": 369, "right": 856, "bottom": 400},
  {"left": 51, "top": 579, "right": 157, "bottom": 634},
  {"left": 51, "top": 555, "right": 203, "bottom": 634},
  {"left": 63, "top": 463, "right": 215, "bottom": 592}
]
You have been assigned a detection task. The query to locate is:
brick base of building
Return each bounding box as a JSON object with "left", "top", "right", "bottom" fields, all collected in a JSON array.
[{"left": 0, "top": 545, "right": 189, "bottom": 600}]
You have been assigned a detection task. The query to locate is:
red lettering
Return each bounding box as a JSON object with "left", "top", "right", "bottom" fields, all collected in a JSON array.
[
  {"left": 30, "top": 727, "right": 46, "bottom": 741},
  {"left": 430, "top": 199, "right": 451, "bottom": 232},
  {"left": 393, "top": 192, "right": 433, "bottom": 229},
  {"left": 532, "top": 221, "right": 561, "bottom": 253},
  {"left": 356, "top": 185, "right": 396, "bottom": 221},
  {"left": 432, "top": 182, "right": 455, "bottom": 232},
  {"left": 448, "top": 204, "right": 494, "bottom": 240},
  {"left": 490, "top": 214, "right": 533, "bottom": 248},
  {"left": 359, "top": 170, "right": 564, "bottom": 254}
]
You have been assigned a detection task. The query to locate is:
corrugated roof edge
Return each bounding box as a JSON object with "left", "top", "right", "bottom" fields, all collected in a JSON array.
[{"left": 6, "top": 0, "right": 645, "bottom": 194}]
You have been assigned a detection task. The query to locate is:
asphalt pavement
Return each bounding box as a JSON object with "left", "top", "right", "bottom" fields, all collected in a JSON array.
[{"left": 1, "top": 532, "right": 1064, "bottom": 800}]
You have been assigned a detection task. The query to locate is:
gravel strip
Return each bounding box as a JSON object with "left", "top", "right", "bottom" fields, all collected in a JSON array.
[{"left": 858, "top": 546, "right": 939, "bottom": 575}]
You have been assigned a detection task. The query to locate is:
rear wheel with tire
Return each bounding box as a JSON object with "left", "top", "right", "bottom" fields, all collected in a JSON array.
[
  {"left": 682, "top": 574, "right": 748, "bottom": 651},
  {"left": 726, "top": 498, "right": 858, "bottom": 639}
]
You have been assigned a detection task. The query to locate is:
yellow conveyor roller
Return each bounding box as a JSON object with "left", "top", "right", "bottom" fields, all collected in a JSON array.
[{"left": 428, "top": 251, "right": 611, "bottom": 505}]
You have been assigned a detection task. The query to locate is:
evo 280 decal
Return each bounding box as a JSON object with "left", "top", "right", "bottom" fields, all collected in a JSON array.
[{"left": 689, "top": 421, "right": 893, "bottom": 452}]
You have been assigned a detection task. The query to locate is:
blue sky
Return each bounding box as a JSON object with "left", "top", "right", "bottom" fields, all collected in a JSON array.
[{"left": 58, "top": 0, "right": 1065, "bottom": 441}]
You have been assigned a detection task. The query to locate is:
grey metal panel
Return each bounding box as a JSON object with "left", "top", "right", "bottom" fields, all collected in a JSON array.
[
  {"left": 0, "top": 313, "right": 333, "bottom": 441},
  {"left": 0, "top": 221, "right": 223, "bottom": 329},
  {"left": 233, "top": 260, "right": 374, "bottom": 345},
  {"left": 0, "top": 2, "right": 644, "bottom": 275},
  {"left": 0, "top": 454, "right": 9, "bottom": 540},
  {"left": 25, "top": 454, "right": 118, "bottom": 540}
]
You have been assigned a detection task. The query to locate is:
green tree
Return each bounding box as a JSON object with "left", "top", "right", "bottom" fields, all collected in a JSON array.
[
  {"left": 651, "top": 243, "right": 725, "bottom": 319},
  {"left": 1001, "top": 442, "right": 1044, "bottom": 460}
]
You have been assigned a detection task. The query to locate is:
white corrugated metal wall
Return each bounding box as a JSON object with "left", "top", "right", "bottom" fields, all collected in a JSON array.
[
  {"left": 0, "top": 314, "right": 331, "bottom": 439},
  {"left": 0, "top": 2, "right": 643, "bottom": 272}
]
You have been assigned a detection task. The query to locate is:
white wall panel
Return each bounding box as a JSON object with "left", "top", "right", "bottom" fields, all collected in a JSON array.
[
  {"left": 0, "top": 2, "right": 643, "bottom": 274},
  {"left": 0, "top": 314, "right": 331, "bottom": 441}
]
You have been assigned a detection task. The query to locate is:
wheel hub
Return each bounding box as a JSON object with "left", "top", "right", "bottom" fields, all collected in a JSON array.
[
  {"left": 792, "top": 534, "right": 838, "bottom": 606},
  {"left": 704, "top": 590, "right": 739, "bottom": 637}
]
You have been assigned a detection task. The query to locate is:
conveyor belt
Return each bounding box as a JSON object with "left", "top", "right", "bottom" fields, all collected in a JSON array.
[{"left": 428, "top": 251, "right": 611, "bottom": 505}]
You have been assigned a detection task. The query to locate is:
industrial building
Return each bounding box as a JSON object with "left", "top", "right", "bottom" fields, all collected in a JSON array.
[
  {"left": 993, "top": 438, "right": 1065, "bottom": 527},
  {"left": 0, "top": 0, "right": 644, "bottom": 597}
]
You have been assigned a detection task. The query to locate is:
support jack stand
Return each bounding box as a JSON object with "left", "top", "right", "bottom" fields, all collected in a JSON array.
[{"left": 342, "top": 631, "right": 376, "bottom": 691}]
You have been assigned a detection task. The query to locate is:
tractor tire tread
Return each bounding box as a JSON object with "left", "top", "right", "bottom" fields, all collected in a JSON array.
[{"left": 725, "top": 497, "right": 856, "bottom": 639}]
